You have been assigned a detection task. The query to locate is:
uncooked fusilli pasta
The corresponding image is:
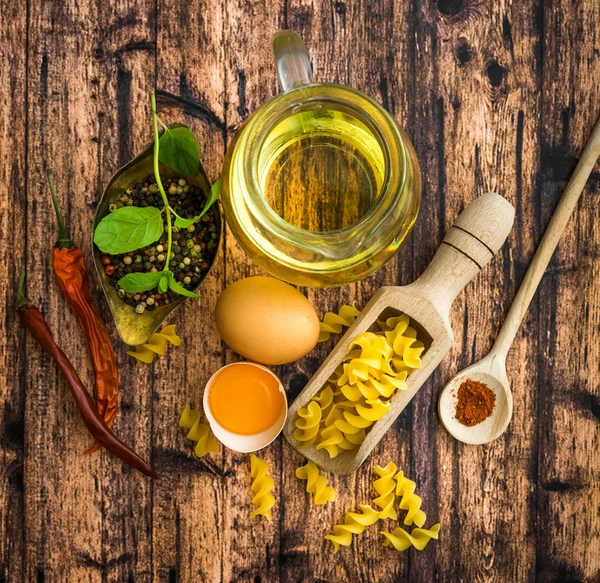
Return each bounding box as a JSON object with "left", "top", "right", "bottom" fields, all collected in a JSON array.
[
  {"left": 318, "top": 304, "right": 361, "bottom": 342},
  {"left": 294, "top": 401, "right": 322, "bottom": 448},
  {"left": 381, "top": 523, "right": 440, "bottom": 552},
  {"left": 295, "top": 460, "right": 336, "bottom": 505},
  {"left": 127, "top": 324, "right": 181, "bottom": 363},
  {"left": 249, "top": 454, "right": 276, "bottom": 520},
  {"left": 179, "top": 404, "right": 219, "bottom": 458},
  {"left": 325, "top": 504, "right": 380, "bottom": 552},
  {"left": 295, "top": 311, "right": 425, "bottom": 458},
  {"left": 395, "top": 471, "right": 426, "bottom": 527},
  {"left": 372, "top": 462, "right": 398, "bottom": 520}
]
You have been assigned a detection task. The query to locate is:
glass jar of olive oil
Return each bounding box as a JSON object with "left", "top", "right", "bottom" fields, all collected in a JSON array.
[{"left": 221, "top": 31, "right": 421, "bottom": 287}]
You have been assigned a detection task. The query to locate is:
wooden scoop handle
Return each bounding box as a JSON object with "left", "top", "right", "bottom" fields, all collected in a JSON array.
[{"left": 411, "top": 192, "right": 515, "bottom": 313}]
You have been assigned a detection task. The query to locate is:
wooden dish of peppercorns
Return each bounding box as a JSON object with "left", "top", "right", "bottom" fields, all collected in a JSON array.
[{"left": 92, "top": 127, "right": 222, "bottom": 346}]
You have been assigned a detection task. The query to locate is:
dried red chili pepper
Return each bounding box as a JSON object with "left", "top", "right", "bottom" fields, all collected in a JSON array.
[
  {"left": 47, "top": 170, "right": 118, "bottom": 454},
  {"left": 17, "top": 269, "right": 158, "bottom": 479}
]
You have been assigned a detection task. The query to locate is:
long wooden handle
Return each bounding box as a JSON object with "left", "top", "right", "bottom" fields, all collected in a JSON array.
[
  {"left": 492, "top": 112, "right": 600, "bottom": 359},
  {"left": 411, "top": 192, "right": 515, "bottom": 313}
]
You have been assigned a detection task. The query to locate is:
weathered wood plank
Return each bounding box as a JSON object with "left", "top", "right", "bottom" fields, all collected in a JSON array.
[
  {"left": 93, "top": 3, "right": 157, "bottom": 582},
  {"left": 537, "top": 0, "right": 600, "bottom": 580},
  {"left": 0, "top": 0, "right": 27, "bottom": 580},
  {"left": 410, "top": 1, "right": 543, "bottom": 581},
  {"left": 24, "top": 1, "right": 156, "bottom": 581},
  {"left": 153, "top": 1, "right": 227, "bottom": 581}
]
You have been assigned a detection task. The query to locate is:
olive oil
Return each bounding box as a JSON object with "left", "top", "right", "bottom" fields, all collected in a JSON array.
[{"left": 257, "top": 106, "right": 387, "bottom": 232}]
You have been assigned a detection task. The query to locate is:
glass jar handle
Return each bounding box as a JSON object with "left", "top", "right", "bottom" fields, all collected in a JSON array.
[{"left": 272, "top": 30, "right": 313, "bottom": 91}]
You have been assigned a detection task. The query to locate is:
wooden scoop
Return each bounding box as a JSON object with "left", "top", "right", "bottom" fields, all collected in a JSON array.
[{"left": 284, "top": 192, "right": 515, "bottom": 474}]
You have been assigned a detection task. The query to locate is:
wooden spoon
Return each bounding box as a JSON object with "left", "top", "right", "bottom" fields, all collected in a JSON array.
[
  {"left": 284, "top": 192, "right": 515, "bottom": 474},
  {"left": 439, "top": 112, "right": 600, "bottom": 445}
]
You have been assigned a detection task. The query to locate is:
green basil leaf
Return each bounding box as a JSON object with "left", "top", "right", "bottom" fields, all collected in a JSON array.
[
  {"left": 117, "top": 271, "right": 164, "bottom": 294},
  {"left": 172, "top": 179, "right": 221, "bottom": 228},
  {"left": 158, "top": 273, "right": 169, "bottom": 294},
  {"left": 159, "top": 126, "right": 200, "bottom": 177},
  {"left": 167, "top": 272, "right": 201, "bottom": 299},
  {"left": 94, "top": 206, "right": 164, "bottom": 254}
]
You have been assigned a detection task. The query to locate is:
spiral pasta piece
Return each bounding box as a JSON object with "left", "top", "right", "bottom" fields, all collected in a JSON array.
[
  {"left": 325, "top": 504, "right": 381, "bottom": 552},
  {"left": 381, "top": 524, "right": 440, "bottom": 552},
  {"left": 249, "top": 454, "right": 276, "bottom": 520},
  {"left": 316, "top": 423, "right": 345, "bottom": 458},
  {"left": 295, "top": 460, "right": 336, "bottom": 505},
  {"left": 395, "top": 471, "right": 427, "bottom": 527},
  {"left": 127, "top": 324, "right": 181, "bottom": 363},
  {"left": 178, "top": 404, "right": 219, "bottom": 458},
  {"left": 318, "top": 304, "right": 361, "bottom": 342},
  {"left": 294, "top": 401, "right": 322, "bottom": 448},
  {"left": 384, "top": 317, "right": 425, "bottom": 369},
  {"left": 372, "top": 462, "right": 398, "bottom": 520}
]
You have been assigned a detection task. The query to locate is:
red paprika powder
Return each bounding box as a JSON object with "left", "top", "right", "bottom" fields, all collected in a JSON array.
[{"left": 454, "top": 378, "right": 496, "bottom": 426}]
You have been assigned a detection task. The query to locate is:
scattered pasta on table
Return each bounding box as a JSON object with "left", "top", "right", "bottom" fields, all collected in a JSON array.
[
  {"left": 127, "top": 324, "right": 181, "bottom": 363},
  {"left": 178, "top": 404, "right": 219, "bottom": 458},
  {"left": 295, "top": 460, "right": 336, "bottom": 505},
  {"left": 318, "top": 304, "right": 361, "bottom": 342},
  {"left": 323, "top": 462, "right": 440, "bottom": 553},
  {"left": 381, "top": 524, "right": 440, "bottom": 552},
  {"left": 324, "top": 504, "right": 381, "bottom": 552},
  {"left": 249, "top": 454, "right": 276, "bottom": 520}
]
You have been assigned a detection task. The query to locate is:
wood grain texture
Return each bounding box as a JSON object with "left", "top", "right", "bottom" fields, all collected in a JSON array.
[{"left": 0, "top": 1, "right": 598, "bottom": 582}]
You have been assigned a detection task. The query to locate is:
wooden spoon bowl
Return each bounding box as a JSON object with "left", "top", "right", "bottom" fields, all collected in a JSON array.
[{"left": 438, "top": 356, "right": 513, "bottom": 445}]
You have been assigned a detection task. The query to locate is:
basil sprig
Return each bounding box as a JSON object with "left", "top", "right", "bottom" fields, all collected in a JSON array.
[{"left": 93, "top": 92, "right": 219, "bottom": 299}]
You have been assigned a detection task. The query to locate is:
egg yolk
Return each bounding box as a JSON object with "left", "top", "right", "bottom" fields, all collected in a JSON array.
[{"left": 208, "top": 364, "right": 285, "bottom": 435}]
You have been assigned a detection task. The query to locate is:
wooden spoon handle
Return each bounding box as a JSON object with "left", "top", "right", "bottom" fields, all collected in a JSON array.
[
  {"left": 492, "top": 112, "right": 600, "bottom": 359},
  {"left": 410, "top": 192, "right": 515, "bottom": 313}
]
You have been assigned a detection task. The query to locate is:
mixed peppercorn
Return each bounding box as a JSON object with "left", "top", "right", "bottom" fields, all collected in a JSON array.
[{"left": 99, "top": 173, "right": 219, "bottom": 313}]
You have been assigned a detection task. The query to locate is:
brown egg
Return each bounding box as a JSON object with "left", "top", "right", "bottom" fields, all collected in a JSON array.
[{"left": 215, "top": 276, "right": 320, "bottom": 365}]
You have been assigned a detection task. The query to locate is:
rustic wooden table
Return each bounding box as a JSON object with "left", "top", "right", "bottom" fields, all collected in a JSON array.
[{"left": 1, "top": 1, "right": 599, "bottom": 581}]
